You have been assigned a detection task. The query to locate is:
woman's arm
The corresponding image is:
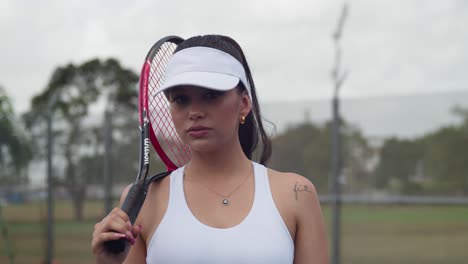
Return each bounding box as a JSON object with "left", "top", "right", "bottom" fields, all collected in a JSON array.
[{"left": 291, "top": 174, "right": 329, "bottom": 264}]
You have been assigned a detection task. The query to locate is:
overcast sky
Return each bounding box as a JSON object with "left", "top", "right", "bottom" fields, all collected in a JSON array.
[{"left": 1, "top": 0, "right": 467, "bottom": 114}]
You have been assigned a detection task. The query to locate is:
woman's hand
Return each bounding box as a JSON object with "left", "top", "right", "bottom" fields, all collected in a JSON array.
[{"left": 92, "top": 207, "right": 143, "bottom": 264}]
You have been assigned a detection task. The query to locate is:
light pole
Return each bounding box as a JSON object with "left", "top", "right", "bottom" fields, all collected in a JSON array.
[
  {"left": 46, "top": 90, "right": 61, "bottom": 264},
  {"left": 103, "top": 108, "right": 113, "bottom": 214},
  {"left": 330, "top": 3, "right": 349, "bottom": 264}
]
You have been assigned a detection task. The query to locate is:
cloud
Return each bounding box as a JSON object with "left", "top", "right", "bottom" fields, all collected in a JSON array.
[
  {"left": 1, "top": 0, "right": 467, "bottom": 114},
  {"left": 342, "top": 1, "right": 468, "bottom": 97}
]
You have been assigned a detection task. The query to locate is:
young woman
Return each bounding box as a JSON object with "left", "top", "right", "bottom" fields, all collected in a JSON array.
[{"left": 92, "top": 34, "right": 329, "bottom": 264}]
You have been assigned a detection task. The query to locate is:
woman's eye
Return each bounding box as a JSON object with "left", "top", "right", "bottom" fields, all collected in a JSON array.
[
  {"left": 170, "top": 95, "right": 189, "bottom": 105},
  {"left": 204, "top": 91, "right": 224, "bottom": 100}
]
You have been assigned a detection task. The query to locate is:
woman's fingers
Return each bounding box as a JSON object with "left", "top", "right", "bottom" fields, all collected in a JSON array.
[
  {"left": 100, "top": 207, "right": 142, "bottom": 245},
  {"left": 92, "top": 231, "right": 126, "bottom": 253},
  {"left": 92, "top": 208, "right": 135, "bottom": 249},
  {"left": 131, "top": 223, "right": 143, "bottom": 239},
  {"left": 105, "top": 216, "right": 131, "bottom": 236},
  {"left": 92, "top": 207, "right": 143, "bottom": 263},
  {"left": 108, "top": 207, "right": 130, "bottom": 223}
]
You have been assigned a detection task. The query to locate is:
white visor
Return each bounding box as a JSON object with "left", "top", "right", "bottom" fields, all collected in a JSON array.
[{"left": 156, "top": 46, "right": 252, "bottom": 99}]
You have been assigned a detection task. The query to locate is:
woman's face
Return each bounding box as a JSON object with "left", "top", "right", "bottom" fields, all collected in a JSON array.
[{"left": 167, "top": 86, "right": 251, "bottom": 153}]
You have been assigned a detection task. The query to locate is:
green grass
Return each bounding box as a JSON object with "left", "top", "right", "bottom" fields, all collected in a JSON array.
[
  {"left": 1, "top": 201, "right": 468, "bottom": 264},
  {"left": 0, "top": 200, "right": 107, "bottom": 264},
  {"left": 324, "top": 205, "right": 468, "bottom": 264}
]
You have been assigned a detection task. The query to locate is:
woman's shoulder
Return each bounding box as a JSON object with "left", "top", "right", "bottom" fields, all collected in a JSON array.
[
  {"left": 266, "top": 167, "right": 320, "bottom": 213},
  {"left": 265, "top": 168, "right": 329, "bottom": 263},
  {"left": 263, "top": 167, "right": 322, "bottom": 243},
  {"left": 266, "top": 167, "right": 317, "bottom": 192}
]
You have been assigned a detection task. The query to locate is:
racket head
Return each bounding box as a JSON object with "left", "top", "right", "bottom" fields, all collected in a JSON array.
[{"left": 139, "top": 36, "right": 191, "bottom": 171}]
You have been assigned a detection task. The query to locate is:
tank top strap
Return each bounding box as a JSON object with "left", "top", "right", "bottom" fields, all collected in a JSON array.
[
  {"left": 251, "top": 162, "right": 270, "bottom": 210},
  {"left": 170, "top": 166, "right": 191, "bottom": 211}
]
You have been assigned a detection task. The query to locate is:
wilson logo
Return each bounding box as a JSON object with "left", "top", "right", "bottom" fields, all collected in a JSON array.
[{"left": 143, "top": 138, "right": 150, "bottom": 165}]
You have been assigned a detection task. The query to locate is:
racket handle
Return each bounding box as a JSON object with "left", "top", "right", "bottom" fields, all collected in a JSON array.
[
  {"left": 103, "top": 238, "right": 128, "bottom": 254},
  {"left": 103, "top": 180, "right": 148, "bottom": 254}
]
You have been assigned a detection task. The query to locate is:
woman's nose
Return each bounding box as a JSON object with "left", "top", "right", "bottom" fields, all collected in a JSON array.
[
  {"left": 188, "top": 101, "right": 206, "bottom": 120},
  {"left": 189, "top": 110, "right": 205, "bottom": 120}
]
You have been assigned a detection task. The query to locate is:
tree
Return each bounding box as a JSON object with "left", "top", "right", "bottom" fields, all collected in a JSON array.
[
  {"left": 23, "top": 59, "right": 139, "bottom": 220},
  {"left": 373, "top": 137, "right": 424, "bottom": 194},
  {"left": 0, "top": 86, "right": 31, "bottom": 186},
  {"left": 270, "top": 122, "right": 330, "bottom": 192},
  {"left": 269, "top": 119, "right": 371, "bottom": 194},
  {"left": 371, "top": 105, "right": 468, "bottom": 196},
  {"left": 339, "top": 122, "right": 374, "bottom": 194},
  {"left": 422, "top": 106, "right": 468, "bottom": 195}
]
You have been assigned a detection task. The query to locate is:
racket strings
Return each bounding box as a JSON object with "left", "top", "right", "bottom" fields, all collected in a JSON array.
[
  {"left": 151, "top": 44, "right": 189, "bottom": 165},
  {"left": 155, "top": 44, "right": 191, "bottom": 165},
  {"left": 147, "top": 42, "right": 191, "bottom": 167},
  {"left": 149, "top": 45, "right": 179, "bottom": 158}
]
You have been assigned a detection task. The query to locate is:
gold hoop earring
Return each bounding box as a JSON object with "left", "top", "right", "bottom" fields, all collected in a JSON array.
[{"left": 240, "top": 115, "right": 246, "bottom": 125}]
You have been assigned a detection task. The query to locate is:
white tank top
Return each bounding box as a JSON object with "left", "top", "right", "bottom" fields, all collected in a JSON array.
[{"left": 146, "top": 162, "right": 294, "bottom": 263}]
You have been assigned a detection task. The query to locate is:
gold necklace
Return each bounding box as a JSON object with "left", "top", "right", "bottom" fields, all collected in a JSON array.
[{"left": 185, "top": 172, "right": 251, "bottom": 206}]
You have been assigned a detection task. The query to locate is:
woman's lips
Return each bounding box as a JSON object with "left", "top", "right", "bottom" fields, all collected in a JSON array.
[{"left": 187, "top": 126, "right": 211, "bottom": 138}]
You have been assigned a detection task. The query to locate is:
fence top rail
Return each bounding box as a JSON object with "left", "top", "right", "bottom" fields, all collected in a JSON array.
[{"left": 320, "top": 194, "right": 468, "bottom": 205}]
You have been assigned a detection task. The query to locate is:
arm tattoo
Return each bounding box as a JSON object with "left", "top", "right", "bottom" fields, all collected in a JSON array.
[{"left": 293, "top": 182, "right": 313, "bottom": 201}]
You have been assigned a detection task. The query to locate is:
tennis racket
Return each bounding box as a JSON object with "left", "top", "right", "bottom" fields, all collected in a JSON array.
[{"left": 103, "top": 35, "right": 191, "bottom": 254}]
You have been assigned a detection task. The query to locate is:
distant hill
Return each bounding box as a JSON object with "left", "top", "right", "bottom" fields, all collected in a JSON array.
[{"left": 261, "top": 90, "right": 468, "bottom": 139}]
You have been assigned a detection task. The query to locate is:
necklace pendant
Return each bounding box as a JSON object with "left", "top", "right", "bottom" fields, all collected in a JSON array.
[{"left": 222, "top": 198, "right": 230, "bottom": 206}]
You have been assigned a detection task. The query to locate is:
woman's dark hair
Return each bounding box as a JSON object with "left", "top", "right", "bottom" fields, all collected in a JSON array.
[{"left": 174, "top": 35, "right": 272, "bottom": 164}]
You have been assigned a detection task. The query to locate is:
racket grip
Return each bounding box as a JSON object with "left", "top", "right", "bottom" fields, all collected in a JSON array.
[{"left": 103, "top": 180, "right": 148, "bottom": 254}]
